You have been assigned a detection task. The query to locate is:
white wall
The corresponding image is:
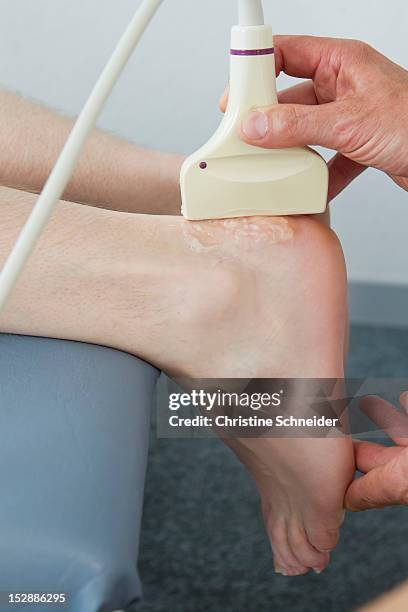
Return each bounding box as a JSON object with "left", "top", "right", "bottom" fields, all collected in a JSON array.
[{"left": 0, "top": 0, "right": 407, "bottom": 285}]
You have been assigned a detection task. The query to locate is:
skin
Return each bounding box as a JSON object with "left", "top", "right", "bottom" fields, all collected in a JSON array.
[
  {"left": 0, "top": 186, "right": 354, "bottom": 576},
  {"left": 223, "top": 35, "right": 408, "bottom": 514},
  {"left": 221, "top": 35, "right": 408, "bottom": 199},
  {"left": 0, "top": 90, "right": 183, "bottom": 215},
  {"left": 0, "top": 90, "right": 354, "bottom": 576},
  {"left": 344, "top": 398, "right": 408, "bottom": 612},
  {"left": 361, "top": 580, "right": 408, "bottom": 612},
  {"left": 346, "top": 392, "right": 408, "bottom": 511},
  {"left": 2, "top": 33, "right": 408, "bottom": 577}
]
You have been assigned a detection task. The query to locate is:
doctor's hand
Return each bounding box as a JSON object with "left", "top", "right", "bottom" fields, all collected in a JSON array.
[
  {"left": 221, "top": 36, "right": 408, "bottom": 201},
  {"left": 345, "top": 392, "right": 408, "bottom": 511}
]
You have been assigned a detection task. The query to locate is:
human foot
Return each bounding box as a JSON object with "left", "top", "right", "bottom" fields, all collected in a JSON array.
[
  {"left": 226, "top": 432, "right": 352, "bottom": 576},
  {"left": 161, "top": 213, "right": 352, "bottom": 575},
  {"left": 1, "top": 194, "right": 354, "bottom": 576},
  {"left": 109, "top": 211, "right": 349, "bottom": 381},
  {"left": 1, "top": 193, "right": 346, "bottom": 381},
  {"left": 151, "top": 212, "right": 353, "bottom": 574}
]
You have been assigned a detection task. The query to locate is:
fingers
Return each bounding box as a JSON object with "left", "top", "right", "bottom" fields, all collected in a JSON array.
[
  {"left": 353, "top": 440, "right": 403, "bottom": 473},
  {"left": 219, "top": 85, "right": 229, "bottom": 113},
  {"left": 327, "top": 153, "right": 367, "bottom": 202},
  {"left": 391, "top": 175, "right": 408, "bottom": 192},
  {"left": 224, "top": 36, "right": 347, "bottom": 104},
  {"left": 240, "top": 101, "right": 349, "bottom": 150},
  {"left": 223, "top": 92, "right": 366, "bottom": 197},
  {"left": 345, "top": 463, "right": 402, "bottom": 511},
  {"left": 359, "top": 395, "right": 408, "bottom": 446},
  {"left": 220, "top": 80, "right": 317, "bottom": 114},
  {"left": 401, "top": 392, "right": 408, "bottom": 412},
  {"left": 347, "top": 394, "right": 408, "bottom": 512},
  {"left": 274, "top": 36, "right": 345, "bottom": 79},
  {"left": 277, "top": 81, "right": 318, "bottom": 106}
]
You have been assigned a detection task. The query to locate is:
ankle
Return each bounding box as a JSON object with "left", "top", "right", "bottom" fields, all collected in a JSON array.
[{"left": 110, "top": 216, "right": 245, "bottom": 373}]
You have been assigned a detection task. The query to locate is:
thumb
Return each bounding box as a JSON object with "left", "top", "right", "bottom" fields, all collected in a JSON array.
[
  {"left": 240, "top": 102, "right": 348, "bottom": 151},
  {"left": 345, "top": 462, "right": 405, "bottom": 512}
]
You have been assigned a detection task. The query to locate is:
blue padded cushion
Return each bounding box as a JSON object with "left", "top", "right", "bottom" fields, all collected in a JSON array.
[{"left": 0, "top": 335, "right": 159, "bottom": 612}]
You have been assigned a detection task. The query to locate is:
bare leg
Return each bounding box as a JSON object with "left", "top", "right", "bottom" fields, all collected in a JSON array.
[
  {"left": 0, "top": 187, "right": 354, "bottom": 575},
  {"left": 0, "top": 91, "right": 183, "bottom": 215}
]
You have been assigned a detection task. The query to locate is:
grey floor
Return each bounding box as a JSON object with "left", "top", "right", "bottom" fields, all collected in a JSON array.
[{"left": 137, "top": 325, "right": 408, "bottom": 612}]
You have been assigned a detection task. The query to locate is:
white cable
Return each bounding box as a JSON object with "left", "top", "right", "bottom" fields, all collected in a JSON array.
[
  {"left": 0, "top": 0, "right": 163, "bottom": 312},
  {"left": 238, "top": 0, "right": 265, "bottom": 26}
]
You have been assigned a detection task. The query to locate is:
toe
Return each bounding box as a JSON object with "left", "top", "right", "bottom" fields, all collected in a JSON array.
[
  {"left": 306, "top": 519, "right": 341, "bottom": 554},
  {"left": 267, "top": 516, "right": 310, "bottom": 576},
  {"left": 287, "top": 521, "right": 330, "bottom": 572}
]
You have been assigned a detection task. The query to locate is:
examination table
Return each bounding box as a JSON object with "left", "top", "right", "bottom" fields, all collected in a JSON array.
[{"left": 0, "top": 335, "right": 159, "bottom": 612}]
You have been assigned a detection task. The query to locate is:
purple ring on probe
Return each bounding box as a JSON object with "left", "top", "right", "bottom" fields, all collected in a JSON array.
[{"left": 230, "top": 47, "right": 275, "bottom": 56}]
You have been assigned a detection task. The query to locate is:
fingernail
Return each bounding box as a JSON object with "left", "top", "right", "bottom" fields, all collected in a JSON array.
[
  {"left": 242, "top": 111, "right": 269, "bottom": 140},
  {"left": 313, "top": 568, "right": 323, "bottom": 575},
  {"left": 274, "top": 565, "right": 282, "bottom": 575}
]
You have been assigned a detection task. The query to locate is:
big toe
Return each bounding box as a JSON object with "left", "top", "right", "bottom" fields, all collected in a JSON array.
[
  {"left": 287, "top": 521, "right": 330, "bottom": 572},
  {"left": 306, "top": 516, "right": 342, "bottom": 554}
]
